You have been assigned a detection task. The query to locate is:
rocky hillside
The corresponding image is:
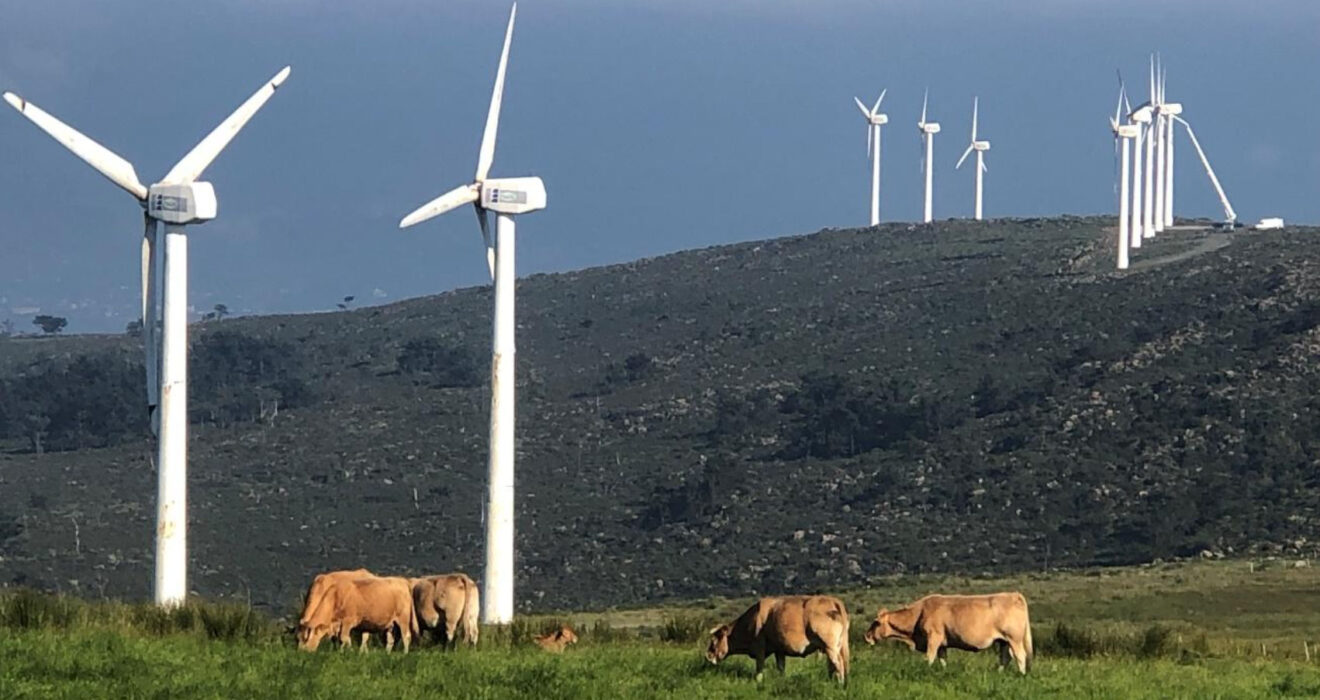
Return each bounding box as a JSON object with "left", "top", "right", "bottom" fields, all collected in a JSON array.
[{"left": 2, "top": 217, "right": 1319, "bottom": 614}]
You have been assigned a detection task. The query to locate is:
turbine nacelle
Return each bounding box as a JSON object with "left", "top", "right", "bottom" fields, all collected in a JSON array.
[
  {"left": 920, "top": 123, "right": 941, "bottom": 134},
  {"left": 867, "top": 114, "right": 889, "bottom": 126},
  {"left": 146, "top": 182, "right": 217, "bottom": 225},
  {"left": 1117, "top": 124, "right": 1140, "bottom": 138},
  {"left": 481, "top": 177, "right": 546, "bottom": 215},
  {"left": 973, "top": 140, "right": 990, "bottom": 151},
  {"left": 1129, "top": 106, "right": 1154, "bottom": 124},
  {"left": 1161, "top": 102, "right": 1183, "bottom": 116}
]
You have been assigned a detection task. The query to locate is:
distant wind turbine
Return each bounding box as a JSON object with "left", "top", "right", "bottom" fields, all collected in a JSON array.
[
  {"left": 955, "top": 97, "right": 990, "bottom": 221},
  {"left": 1110, "top": 84, "right": 1138, "bottom": 270},
  {"left": 853, "top": 90, "right": 888, "bottom": 226},
  {"left": 398, "top": 3, "right": 545, "bottom": 625},
  {"left": 4, "top": 66, "right": 292, "bottom": 606},
  {"left": 917, "top": 89, "right": 941, "bottom": 223}
]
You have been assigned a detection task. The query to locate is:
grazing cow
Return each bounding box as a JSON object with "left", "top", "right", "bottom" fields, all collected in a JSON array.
[
  {"left": 533, "top": 625, "right": 579, "bottom": 653},
  {"left": 297, "top": 569, "right": 373, "bottom": 650},
  {"left": 864, "top": 592, "right": 1033, "bottom": 674},
  {"left": 298, "top": 573, "right": 418, "bottom": 653},
  {"left": 410, "top": 574, "right": 481, "bottom": 648},
  {"left": 705, "top": 595, "right": 850, "bottom": 684}
]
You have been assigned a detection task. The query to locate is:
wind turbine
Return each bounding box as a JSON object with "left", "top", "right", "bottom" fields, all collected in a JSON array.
[
  {"left": 1160, "top": 66, "right": 1181, "bottom": 228},
  {"left": 398, "top": 3, "right": 545, "bottom": 625},
  {"left": 1127, "top": 97, "right": 1151, "bottom": 250},
  {"left": 1151, "top": 55, "right": 1166, "bottom": 235},
  {"left": 3, "top": 66, "right": 292, "bottom": 606},
  {"left": 1141, "top": 55, "right": 1157, "bottom": 238},
  {"left": 1110, "top": 85, "right": 1138, "bottom": 270},
  {"left": 853, "top": 90, "right": 888, "bottom": 226},
  {"left": 955, "top": 96, "right": 990, "bottom": 221},
  {"left": 917, "top": 90, "right": 941, "bottom": 223}
]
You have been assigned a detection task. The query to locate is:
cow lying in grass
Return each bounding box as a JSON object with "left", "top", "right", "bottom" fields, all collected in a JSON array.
[
  {"left": 864, "top": 592, "right": 1033, "bottom": 673},
  {"left": 534, "top": 625, "right": 579, "bottom": 653},
  {"left": 706, "top": 595, "right": 850, "bottom": 684}
]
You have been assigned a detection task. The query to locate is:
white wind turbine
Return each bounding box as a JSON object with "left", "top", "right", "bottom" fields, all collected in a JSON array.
[
  {"left": 955, "top": 96, "right": 990, "bottom": 221},
  {"left": 1109, "top": 84, "right": 1138, "bottom": 270},
  {"left": 1151, "top": 55, "right": 1167, "bottom": 235},
  {"left": 1159, "top": 66, "right": 1181, "bottom": 228},
  {"left": 1126, "top": 95, "right": 1151, "bottom": 250},
  {"left": 853, "top": 90, "right": 888, "bottom": 226},
  {"left": 917, "top": 90, "right": 941, "bottom": 223},
  {"left": 397, "top": 3, "right": 545, "bottom": 625},
  {"left": 1141, "top": 55, "right": 1157, "bottom": 238},
  {"left": 4, "top": 66, "right": 292, "bottom": 606}
]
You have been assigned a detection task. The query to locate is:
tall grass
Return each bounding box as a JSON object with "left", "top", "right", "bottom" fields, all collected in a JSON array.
[{"left": 0, "top": 588, "right": 280, "bottom": 643}]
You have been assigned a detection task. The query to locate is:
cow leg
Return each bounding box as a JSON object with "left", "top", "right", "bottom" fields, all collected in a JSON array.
[
  {"left": 936, "top": 646, "right": 948, "bottom": 668},
  {"left": 360, "top": 631, "right": 371, "bottom": 653},
  {"left": 997, "top": 640, "right": 1010, "bottom": 671},
  {"left": 754, "top": 650, "right": 766, "bottom": 683},
  {"left": 775, "top": 653, "right": 786, "bottom": 674},
  {"left": 824, "top": 645, "right": 847, "bottom": 685},
  {"left": 1008, "top": 639, "right": 1028, "bottom": 674},
  {"left": 385, "top": 627, "right": 395, "bottom": 653},
  {"left": 924, "top": 632, "right": 945, "bottom": 667}
]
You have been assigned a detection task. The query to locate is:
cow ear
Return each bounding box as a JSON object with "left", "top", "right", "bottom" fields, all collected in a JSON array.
[
  {"left": 877, "top": 607, "right": 888, "bottom": 617},
  {"left": 707, "top": 625, "right": 724, "bottom": 637}
]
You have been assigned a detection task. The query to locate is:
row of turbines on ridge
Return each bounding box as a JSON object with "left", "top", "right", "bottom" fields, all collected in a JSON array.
[{"left": 854, "top": 90, "right": 990, "bottom": 226}]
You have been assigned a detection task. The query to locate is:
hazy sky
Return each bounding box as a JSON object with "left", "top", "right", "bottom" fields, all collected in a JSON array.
[{"left": 1, "top": 0, "right": 1316, "bottom": 332}]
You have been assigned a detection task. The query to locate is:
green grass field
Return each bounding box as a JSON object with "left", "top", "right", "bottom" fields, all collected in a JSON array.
[{"left": 5, "top": 559, "right": 1320, "bottom": 698}]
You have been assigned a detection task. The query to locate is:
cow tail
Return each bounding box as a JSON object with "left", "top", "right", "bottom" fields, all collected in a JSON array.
[{"left": 463, "top": 576, "right": 481, "bottom": 646}]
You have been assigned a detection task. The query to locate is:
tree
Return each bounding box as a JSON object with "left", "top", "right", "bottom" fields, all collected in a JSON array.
[
  {"left": 0, "top": 318, "right": 13, "bottom": 337},
  {"left": 336, "top": 296, "right": 355, "bottom": 311},
  {"left": 213, "top": 303, "right": 229, "bottom": 320},
  {"left": 32, "top": 315, "right": 67, "bottom": 335},
  {"left": 124, "top": 319, "right": 143, "bottom": 337}
]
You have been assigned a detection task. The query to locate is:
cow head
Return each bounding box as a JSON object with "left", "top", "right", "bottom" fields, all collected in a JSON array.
[
  {"left": 864, "top": 608, "right": 892, "bottom": 645},
  {"left": 556, "top": 626, "right": 579, "bottom": 646},
  {"left": 297, "top": 620, "right": 342, "bottom": 652},
  {"left": 705, "top": 624, "right": 731, "bottom": 664}
]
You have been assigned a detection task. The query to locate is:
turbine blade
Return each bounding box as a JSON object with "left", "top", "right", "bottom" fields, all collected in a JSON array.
[
  {"left": 866, "top": 123, "right": 873, "bottom": 158},
  {"left": 475, "top": 3, "right": 517, "bottom": 182},
  {"left": 1149, "top": 54, "right": 1156, "bottom": 104},
  {"left": 399, "top": 183, "right": 480, "bottom": 228},
  {"left": 3, "top": 92, "right": 148, "bottom": 200},
  {"left": 920, "top": 88, "right": 928, "bottom": 125},
  {"left": 163, "top": 66, "right": 291, "bottom": 184},
  {"left": 141, "top": 214, "right": 159, "bottom": 415},
  {"left": 853, "top": 96, "right": 871, "bottom": 119},
  {"left": 981, "top": 158, "right": 988, "bottom": 173},
  {"left": 475, "top": 204, "right": 495, "bottom": 279},
  {"left": 872, "top": 88, "right": 887, "bottom": 114},
  {"left": 971, "top": 96, "right": 979, "bottom": 140},
  {"left": 956, "top": 143, "right": 973, "bottom": 170}
]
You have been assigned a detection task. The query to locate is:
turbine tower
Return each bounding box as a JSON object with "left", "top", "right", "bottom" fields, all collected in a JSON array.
[
  {"left": 955, "top": 96, "right": 990, "bottom": 221},
  {"left": 853, "top": 90, "right": 888, "bottom": 226},
  {"left": 4, "top": 67, "right": 292, "bottom": 606},
  {"left": 1110, "top": 84, "right": 1136, "bottom": 269},
  {"left": 398, "top": 3, "right": 545, "bottom": 625},
  {"left": 1160, "top": 67, "right": 1181, "bottom": 228},
  {"left": 917, "top": 90, "right": 941, "bottom": 223},
  {"left": 1128, "top": 101, "right": 1151, "bottom": 250}
]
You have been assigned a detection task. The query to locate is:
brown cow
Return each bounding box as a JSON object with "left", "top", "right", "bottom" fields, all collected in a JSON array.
[
  {"left": 864, "top": 592, "right": 1033, "bottom": 673},
  {"left": 298, "top": 573, "right": 418, "bottom": 653},
  {"left": 533, "top": 625, "right": 579, "bottom": 653},
  {"left": 297, "top": 569, "right": 373, "bottom": 650},
  {"left": 410, "top": 573, "right": 481, "bottom": 648},
  {"left": 706, "top": 595, "right": 850, "bottom": 684}
]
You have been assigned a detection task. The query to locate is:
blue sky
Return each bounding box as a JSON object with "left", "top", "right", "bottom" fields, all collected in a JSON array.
[{"left": 1, "top": 0, "right": 1316, "bottom": 332}]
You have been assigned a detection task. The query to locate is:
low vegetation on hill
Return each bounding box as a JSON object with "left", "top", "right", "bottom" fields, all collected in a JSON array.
[{"left": 2, "top": 217, "right": 1319, "bottom": 613}]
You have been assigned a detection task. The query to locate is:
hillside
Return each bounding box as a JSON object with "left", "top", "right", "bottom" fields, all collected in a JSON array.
[{"left": 2, "top": 217, "right": 1320, "bottom": 614}]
